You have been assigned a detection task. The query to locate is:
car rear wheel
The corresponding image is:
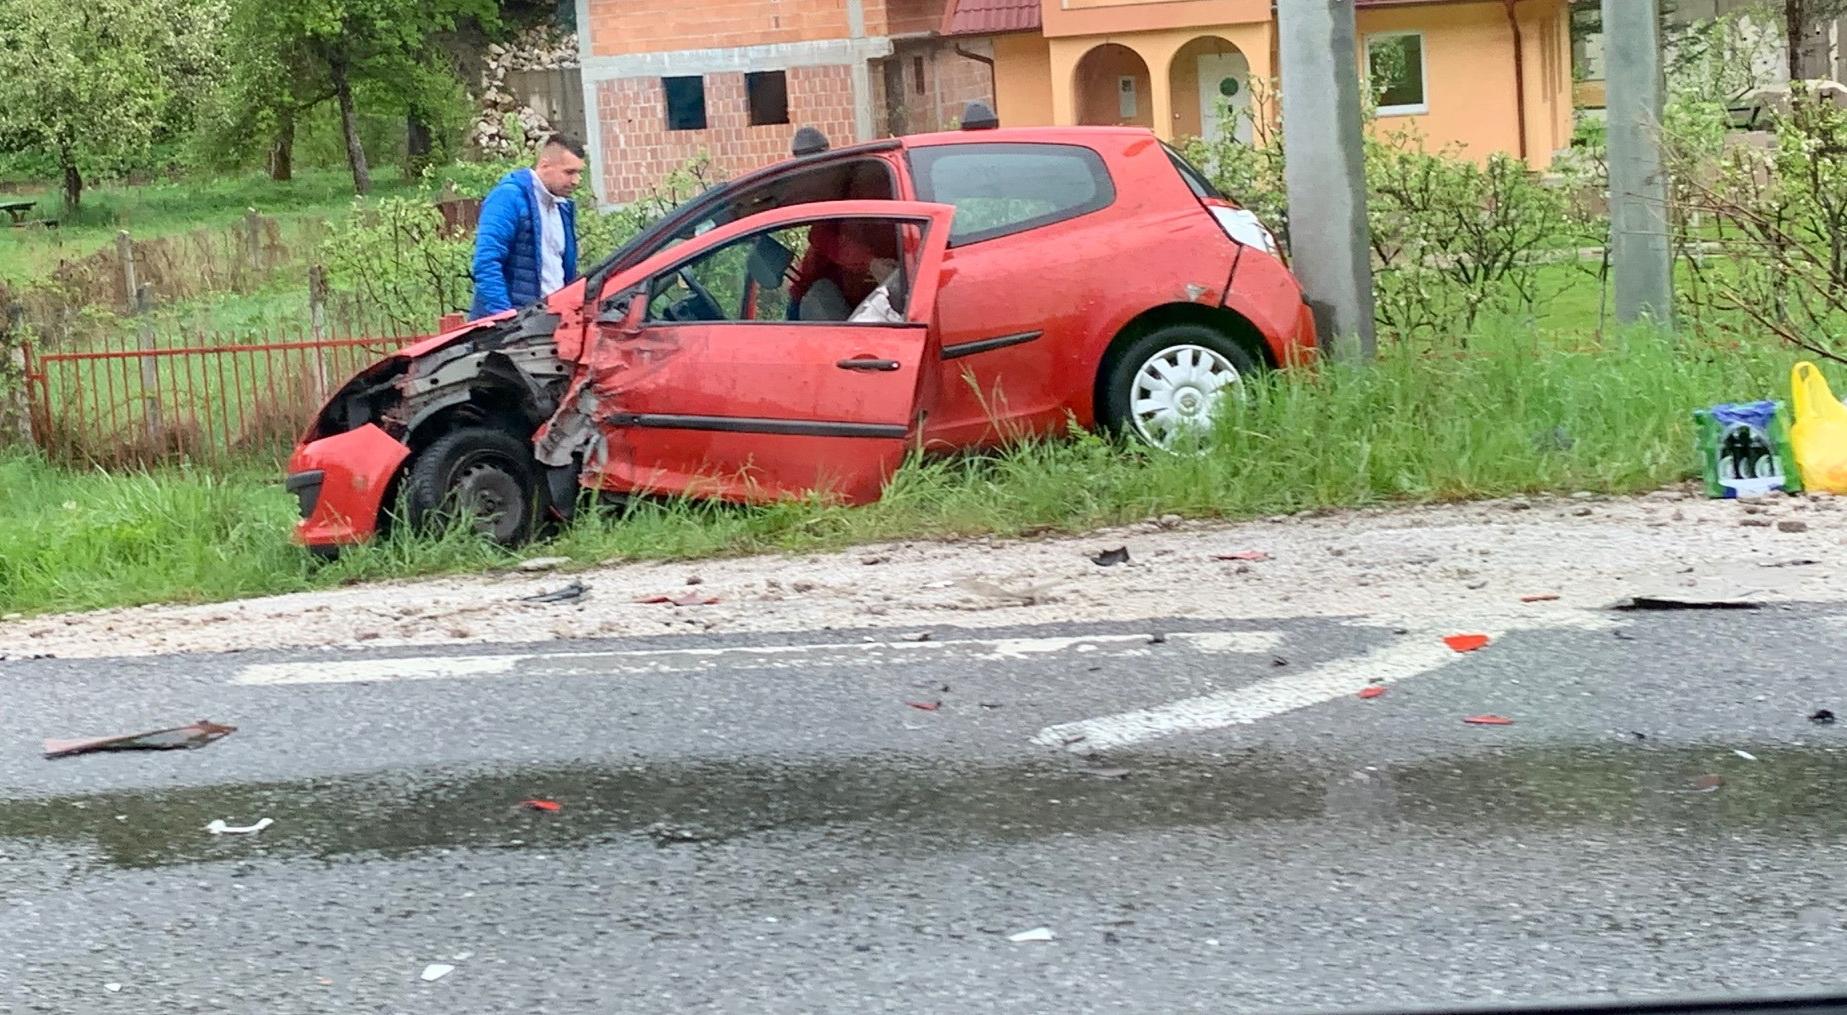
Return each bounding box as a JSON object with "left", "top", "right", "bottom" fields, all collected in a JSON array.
[
  {"left": 403, "top": 426, "right": 542, "bottom": 546},
  {"left": 1100, "top": 324, "right": 1259, "bottom": 450}
]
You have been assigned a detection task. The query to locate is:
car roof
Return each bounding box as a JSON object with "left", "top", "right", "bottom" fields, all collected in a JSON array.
[{"left": 894, "top": 125, "right": 1156, "bottom": 150}]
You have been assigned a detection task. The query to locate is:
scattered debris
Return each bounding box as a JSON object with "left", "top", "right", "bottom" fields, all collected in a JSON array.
[
  {"left": 902, "top": 631, "right": 933, "bottom": 642},
  {"left": 1763, "top": 559, "right": 1821, "bottom": 568},
  {"left": 1778, "top": 519, "right": 1811, "bottom": 533},
  {"left": 1734, "top": 748, "right": 1760, "bottom": 762},
  {"left": 1271, "top": 656, "right": 1289, "bottom": 667},
  {"left": 647, "top": 822, "right": 721, "bottom": 845},
  {"left": 906, "top": 700, "right": 942, "bottom": 712},
  {"left": 520, "top": 581, "right": 588, "bottom": 604},
  {"left": 1443, "top": 634, "right": 1491, "bottom": 653},
  {"left": 1462, "top": 714, "right": 1514, "bottom": 726},
  {"left": 1147, "top": 632, "right": 1168, "bottom": 644},
  {"left": 635, "top": 592, "right": 720, "bottom": 607},
  {"left": 1612, "top": 595, "right": 1761, "bottom": 611},
  {"left": 957, "top": 578, "right": 1061, "bottom": 606},
  {"left": 516, "top": 556, "right": 571, "bottom": 572},
  {"left": 206, "top": 817, "right": 274, "bottom": 835},
  {"left": 1811, "top": 709, "right": 1837, "bottom": 724},
  {"left": 1077, "top": 767, "right": 1132, "bottom": 779},
  {"left": 1629, "top": 730, "right": 1648, "bottom": 741},
  {"left": 1357, "top": 686, "right": 1387, "bottom": 700},
  {"left": 978, "top": 702, "right": 1003, "bottom": 710},
  {"left": 1692, "top": 773, "right": 1725, "bottom": 793},
  {"left": 685, "top": 575, "right": 705, "bottom": 586},
  {"left": 862, "top": 555, "right": 890, "bottom": 565},
  {"left": 420, "top": 963, "right": 455, "bottom": 982},
  {"left": 1520, "top": 594, "right": 1560, "bottom": 603},
  {"left": 1008, "top": 927, "right": 1056, "bottom": 943},
  {"left": 44, "top": 720, "right": 236, "bottom": 759},
  {"left": 104, "top": 983, "right": 122, "bottom": 993},
  {"left": 1158, "top": 513, "right": 1183, "bottom": 528},
  {"left": 1214, "top": 551, "right": 1271, "bottom": 562},
  {"left": 1091, "top": 547, "right": 1131, "bottom": 567},
  {"left": 522, "top": 799, "right": 562, "bottom": 812},
  {"left": 1466, "top": 580, "right": 1490, "bottom": 589}
]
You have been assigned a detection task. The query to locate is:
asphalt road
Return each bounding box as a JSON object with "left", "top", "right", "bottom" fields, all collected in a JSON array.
[{"left": 5, "top": 605, "right": 1847, "bottom": 1013}]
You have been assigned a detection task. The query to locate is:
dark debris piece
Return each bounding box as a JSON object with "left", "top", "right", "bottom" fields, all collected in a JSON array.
[{"left": 44, "top": 720, "right": 236, "bottom": 759}]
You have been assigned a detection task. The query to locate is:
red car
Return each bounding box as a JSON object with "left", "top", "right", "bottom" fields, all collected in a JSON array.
[{"left": 286, "top": 115, "right": 1315, "bottom": 550}]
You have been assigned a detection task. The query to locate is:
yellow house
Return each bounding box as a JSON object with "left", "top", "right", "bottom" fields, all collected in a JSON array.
[{"left": 943, "top": 0, "right": 1575, "bottom": 168}]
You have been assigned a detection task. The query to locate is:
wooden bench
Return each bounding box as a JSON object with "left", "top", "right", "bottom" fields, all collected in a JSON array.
[{"left": 0, "top": 198, "right": 36, "bottom": 225}]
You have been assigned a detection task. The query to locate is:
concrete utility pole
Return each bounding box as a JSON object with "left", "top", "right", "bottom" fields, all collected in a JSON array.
[
  {"left": 1602, "top": 0, "right": 1675, "bottom": 328},
  {"left": 1277, "top": 0, "right": 1376, "bottom": 362}
]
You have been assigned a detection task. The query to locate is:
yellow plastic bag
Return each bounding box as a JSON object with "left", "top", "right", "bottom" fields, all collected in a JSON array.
[{"left": 1789, "top": 361, "right": 1847, "bottom": 493}]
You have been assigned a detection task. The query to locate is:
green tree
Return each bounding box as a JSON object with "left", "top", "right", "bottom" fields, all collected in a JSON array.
[
  {"left": 216, "top": 0, "right": 495, "bottom": 195},
  {"left": 0, "top": 0, "right": 213, "bottom": 208}
]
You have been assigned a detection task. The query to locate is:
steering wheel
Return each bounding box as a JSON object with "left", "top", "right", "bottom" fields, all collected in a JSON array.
[{"left": 666, "top": 266, "right": 725, "bottom": 323}]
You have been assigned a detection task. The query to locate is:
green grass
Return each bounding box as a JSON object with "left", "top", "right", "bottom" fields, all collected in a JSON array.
[
  {"left": 0, "top": 168, "right": 413, "bottom": 284},
  {"left": 0, "top": 321, "right": 1799, "bottom": 616}
]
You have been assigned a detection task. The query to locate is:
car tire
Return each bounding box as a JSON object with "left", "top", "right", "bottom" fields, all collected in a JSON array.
[
  {"left": 1099, "top": 324, "right": 1261, "bottom": 449},
  {"left": 403, "top": 426, "right": 543, "bottom": 546}
]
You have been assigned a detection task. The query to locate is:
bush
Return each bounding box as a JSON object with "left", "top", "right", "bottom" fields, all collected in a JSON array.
[{"left": 1179, "top": 82, "right": 1589, "bottom": 341}]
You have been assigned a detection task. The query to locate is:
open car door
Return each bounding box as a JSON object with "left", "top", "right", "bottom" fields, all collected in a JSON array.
[{"left": 583, "top": 199, "right": 956, "bottom": 505}]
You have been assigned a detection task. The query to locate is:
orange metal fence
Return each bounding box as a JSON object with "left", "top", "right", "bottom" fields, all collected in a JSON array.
[{"left": 22, "top": 326, "right": 418, "bottom": 468}]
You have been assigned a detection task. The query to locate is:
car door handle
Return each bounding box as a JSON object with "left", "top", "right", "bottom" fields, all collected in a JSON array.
[{"left": 836, "top": 356, "right": 901, "bottom": 372}]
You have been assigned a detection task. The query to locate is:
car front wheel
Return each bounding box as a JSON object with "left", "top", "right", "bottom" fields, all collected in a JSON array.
[
  {"left": 403, "top": 426, "right": 542, "bottom": 546},
  {"left": 1100, "top": 324, "right": 1259, "bottom": 449}
]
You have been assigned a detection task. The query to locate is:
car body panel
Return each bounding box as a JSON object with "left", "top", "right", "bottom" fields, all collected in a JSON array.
[{"left": 285, "top": 423, "right": 411, "bottom": 546}]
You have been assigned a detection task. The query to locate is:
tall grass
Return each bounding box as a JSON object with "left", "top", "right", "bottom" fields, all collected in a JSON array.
[{"left": 0, "top": 323, "right": 1795, "bottom": 616}]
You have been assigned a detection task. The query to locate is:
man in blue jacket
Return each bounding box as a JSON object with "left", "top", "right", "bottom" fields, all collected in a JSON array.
[{"left": 468, "top": 134, "right": 586, "bottom": 320}]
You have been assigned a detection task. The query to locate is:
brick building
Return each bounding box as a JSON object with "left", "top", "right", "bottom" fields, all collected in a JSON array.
[{"left": 572, "top": 0, "right": 998, "bottom": 205}]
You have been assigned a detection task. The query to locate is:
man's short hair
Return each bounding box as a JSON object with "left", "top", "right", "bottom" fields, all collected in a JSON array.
[{"left": 541, "top": 133, "right": 586, "bottom": 160}]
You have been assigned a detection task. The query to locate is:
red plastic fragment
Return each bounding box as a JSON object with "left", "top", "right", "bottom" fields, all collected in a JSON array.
[
  {"left": 44, "top": 720, "right": 236, "bottom": 759},
  {"left": 522, "top": 799, "right": 562, "bottom": 812},
  {"left": 1462, "top": 714, "right": 1514, "bottom": 726},
  {"left": 1357, "top": 685, "right": 1387, "bottom": 700},
  {"left": 1444, "top": 634, "right": 1491, "bottom": 653},
  {"left": 906, "top": 700, "right": 942, "bottom": 711},
  {"left": 1520, "top": 594, "right": 1560, "bottom": 603},
  {"left": 1214, "top": 551, "right": 1271, "bottom": 561}
]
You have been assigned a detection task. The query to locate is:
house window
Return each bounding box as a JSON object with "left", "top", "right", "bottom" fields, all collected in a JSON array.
[
  {"left": 663, "top": 75, "right": 707, "bottom": 131},
  {"left": 913, "top": 56, "right": 927, "bottom": 94},
  {"left": 746, "top": 71, "right": 789, "bottom": 126},
  {"left": 1366, "top": 32, "right": 1427, "bottom": 116}
]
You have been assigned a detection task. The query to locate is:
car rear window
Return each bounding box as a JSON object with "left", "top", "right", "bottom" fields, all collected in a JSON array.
[{"left": 907, "top": 143, "right": 1115, "bottom": 246}]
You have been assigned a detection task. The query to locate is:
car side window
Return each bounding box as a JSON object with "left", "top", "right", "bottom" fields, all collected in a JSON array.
[
  {"left": 645, "top": 217, "right": 921, "bottom": 326},
  {"left": 907, "top": 143, "right": 1115, "bottom": 246}
]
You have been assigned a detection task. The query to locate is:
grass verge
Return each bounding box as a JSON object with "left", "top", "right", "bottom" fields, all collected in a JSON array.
[{"left": 0, "top": 323, "right": 1796, "bottom": 616}]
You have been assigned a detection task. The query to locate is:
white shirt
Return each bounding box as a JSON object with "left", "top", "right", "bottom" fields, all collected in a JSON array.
[{"left": 530, "top": 173, "right": 565, "bottom": 296}]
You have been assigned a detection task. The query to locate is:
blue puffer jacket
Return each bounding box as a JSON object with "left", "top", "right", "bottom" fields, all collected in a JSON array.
[{"left": 468, "top": 167, "right": 579, "bottom": 320}]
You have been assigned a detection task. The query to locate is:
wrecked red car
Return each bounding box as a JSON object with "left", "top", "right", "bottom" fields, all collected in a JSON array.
[{"left": 286, "top": 116, "right": 1316, "bottom": 551}]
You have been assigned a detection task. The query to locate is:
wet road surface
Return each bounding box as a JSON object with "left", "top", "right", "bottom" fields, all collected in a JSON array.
[{"left": 4, "top": 606, "right": 1847, "bottom": 1011}]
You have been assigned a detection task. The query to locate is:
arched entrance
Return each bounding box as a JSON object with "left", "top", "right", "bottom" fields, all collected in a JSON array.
[
  {"left": 1170, "top": 36, "right": 1251, "bottom": 143},
  {"left": 1073, "top": 43, "right": 1153, "bottom": 128}
]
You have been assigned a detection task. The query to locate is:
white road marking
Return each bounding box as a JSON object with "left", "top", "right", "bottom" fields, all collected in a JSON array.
[
  {"left": 233, "top": 630, "right": 1283, "bottom": 686},
  {"left": 1031, "top": 628, "right": 1500, "bottom": 752}
]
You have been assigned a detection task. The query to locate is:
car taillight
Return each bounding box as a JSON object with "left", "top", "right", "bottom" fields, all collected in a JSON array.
[{"left": 1203, "top": 198, "right": 1279, "bottom": 256}]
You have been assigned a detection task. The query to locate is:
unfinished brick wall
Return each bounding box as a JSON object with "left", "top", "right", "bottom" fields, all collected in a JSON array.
[
  {"left": 586, "top": 0, "right": 915, "bottom": 56},
  {"left": 594, "top": 65, "right": 859, "bottom": 203},
  {"left": 877, "top": 40, "right": 995, "bottom": 134}
]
